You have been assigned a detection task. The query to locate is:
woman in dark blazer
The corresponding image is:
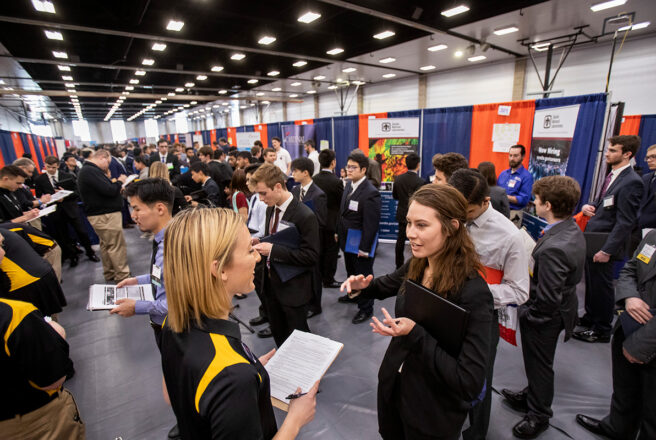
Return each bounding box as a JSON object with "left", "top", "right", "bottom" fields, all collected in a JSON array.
[{"left": 342, "top": 184, "right": 494, "bottom": 440}]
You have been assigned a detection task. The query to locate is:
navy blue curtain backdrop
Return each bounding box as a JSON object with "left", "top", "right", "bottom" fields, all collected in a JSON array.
[
  {"left": 420, "top": 106, "right": 473, "bottom": 178},
  {"left": 634, "top": 114, "right": 656, "bottom": 171},
  {"left": 387, "top": 110, "right": 421, "bottom": 118},
  {"left": 19, "top": 133, "right": 44, "bottom": 169},
  {"left": 267, "top": 123, "right": 282, "bottom": 148},
  {"left": 535, "top": 93, "right": 607, "bottom": 207},
  {"left": 216, "top": 128, "right": 227, "bottom": 142},
  {"left": 0, "top": 131, "right": 16, "bottom": 164},
  {"left": 333, "top": 115, "right": 358, "bottom": 171},
  {"left": 314, "top": 117, "right": 333, "bottom": 152},
  {"left": 201, "top": 130, "right": 211, "bottom": 145}
]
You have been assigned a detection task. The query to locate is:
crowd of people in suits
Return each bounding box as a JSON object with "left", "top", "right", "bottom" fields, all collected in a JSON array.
[{"left": 0, "top": 133, "right": 654, "bottom": 440}]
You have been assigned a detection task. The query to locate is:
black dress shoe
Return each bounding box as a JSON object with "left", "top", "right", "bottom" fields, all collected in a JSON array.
[
  {"left": 69, "top": 256, "right": 79, "bottom": 268},
  {"left": 168, "top": 424, "right": 182, "bottom": 439},
  {"left": 307, "top": 309, "right": 321, "bottom": 318},
  {"left": 577, "top": 315, "right": 593, "bottom": 328},
  {"left": 501, "top": 389, "right": 529, "bottom": 413},
  {"left": 572, "top": 329, "right": 610, "bottom": 343},
  {"left": 323, "top": 281, "right": 342, "bottom": 288},
  {"left": 338, "top": 294, "right": 357, "bottom": 303},
  {"left": 352, "top": 309, "right": 372, "bottom": 324},
  {"left": 249, "top": 315, "right": 268, "bottom": 326},
  {"left": 512, "top": 415, "right": 549, "bottom": 439},
  {"left": 576, "top": 414, "right": 613, "bottom": 438},
  {"left": 257, "top": 327, "right": 273, "bottom": 338},
  {"left": 87, "top": 253, "right": 100, "bottom": 262}
]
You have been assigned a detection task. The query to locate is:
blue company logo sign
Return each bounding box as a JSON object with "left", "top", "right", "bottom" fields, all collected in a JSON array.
[{"left": 543, "top": 115, "right": 552, "bottom": 129}]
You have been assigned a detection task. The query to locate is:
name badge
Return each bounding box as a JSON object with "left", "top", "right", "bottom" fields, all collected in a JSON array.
[
  {"left": 151, "top": 264, "right": 162, "bottom": 287},
  {"left": 637, "top": 244, "right": 656, "bottom": 264},
  {"left": 508, "top": 178, "right": 519, "bottom": 188},
  {"left": 528, "top": 256, "right": 535, "bottom": 278},
  {"left": 166, "top": 163, "right": 174, "bottom": 170},
  {"left": 349, "top": 200, "right": 359, "bottom": 211},
  {"left": 603, "top": 195, "right": 615, "bottom": 209}
]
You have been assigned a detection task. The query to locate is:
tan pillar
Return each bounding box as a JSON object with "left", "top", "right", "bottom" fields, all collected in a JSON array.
[
  {"left": 418, "top": 75, "right": 427, "bottom": 109},
  {"left": 512, "top": 58, "right": 527, "bottom": 101},
  {"left": 357, "top": 86, "right": 364, "bottom": 114}
]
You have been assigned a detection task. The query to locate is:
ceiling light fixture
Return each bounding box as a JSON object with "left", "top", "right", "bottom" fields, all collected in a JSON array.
[
  {"left": 441, "top": 5, "right": 470, "bottom": 17},
  {"left": 293, "top": 60, "right": 307, "bottom": 67},
  {"left": 166, "top": 20, "right": 184, "bottom": 31},
  {"left": 58, "top": 65, "right": 71, "bottom": 71},
  {"left": 378, "top": 57, "right": 395, "bottom": 64},
  {"left": 326, "top": 47, "right": 344, "bottom": 55},
  {"left": 142, "top": 58, "right": 154, "bottom": 65},
  {"left": 352, "top": 81, "right": 365, "bottom": 85},
  {"left": 175, "top": 87, "right": 184, "bottom": 92},
  {"left": 256, "top": 92, "right": 265, "bottom": 96},
  {"left": 231, "top": 53, "right": 246, "bottom": 60},
  {"left": 168, "top": 92, "right": 175, "bottom": 96},
  {"left": 190, "top": 101, "right": 197, "bottom": 105},
  {"left": 619, "top": 21, "right": 651, "bottom": 31},
  {"left": 327, "top": 85, "right": 338, "bottom": 90},
  {"left": 184, "top": 82, "right": 195, "bottom": 87},
  {"left": 61, "top": 75, "right": 73, "bottom": 81},
  {"left": 268, "top": 71, "right": 280, "bottom": 76},
  {"left": 306, "top": 90, "right": 317, "bottom": 94},
  {"left": 531, "top": 42, "right": 550, "bottom": 51},
  {"left": 454, "top": 50, "right": 464, "bottom": 57},
  {"left": 289, "top": 94, "right": 298, "bottom": 98},
  {"left": 590, "top": 0, "right": 627, "bottom": 12},
  {"left": 44, "top": 30, "right": 63, "bottom": 40},
  {"left": 298, "top": 11, "right": 321, "bottom": 23},
  {"left": 125, "top": 86, "right": 134, "bottom": 90},
  {"left": 468, "top": 55, "right": 486, "bottom": 62},
  {"left": 373, "top": 30, "right": 395, "bottom": 40},
  {"left": 314, "top": 75, "right": 326, "bottom": 80},
  {"left": 135, "top": 70, "right": 146, "bottom": 76},
  {"left": 428, "top": 44, "right": 448, "bottom": 51},
  {"left": 32, "top": 0, "right": 55, "bottom": 13},
  {"left": 344, "top": 67, "right": 359, "bottom": 72},
  {"left": 258, "top": 35, "right": 276, "bottom": 45},
  {"left": 493, "top": 25, "right": 519, "bottom": 35},
  {"left": 420, "top": 65, "right": 436, "bottom": 71},
  {"left": 248, "top": 79, "right": 259, "bottom": 84},
  {"left": 152, "top": 43, "right": 167, "bottom": 51},
  {"left": 211, "top": 65, "right": 224, "bottom": 72},
  {"left": 52, "top": 51, "right": 68, "bottom": 59},
  {"left": 291, "top": 82, "right": 302, "bottom": 86},
  {"left": 383, "top": 73, "right": 396, "bottom": 78},
  {"left": 272, "top": 87, "right": 281, "bottom": 92},
  {"left": 129, "top": 79, "right": 139, "bottom": 84},
  {"left": 218, "top": 89, "right": 228, "bottom": 94},
  {"left": 64, "top": 82, "right": 75, "bottom": 88},
  {"left": 196, "top": 75, "right": 207, "bottom": 80}
]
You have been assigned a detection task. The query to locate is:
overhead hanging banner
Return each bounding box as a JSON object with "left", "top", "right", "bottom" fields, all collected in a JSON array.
[
  {"left": 529, "top": 104, "right": 580, "bottom": 180},
  {"left": 236, "top": 131, "right": 261, "bottom": 150},
  {"left": 281, "top": 124, "right": 315, "bottom": 161},
  {"left": 367, "top": 118, "right": 419, "bottom": 182}
]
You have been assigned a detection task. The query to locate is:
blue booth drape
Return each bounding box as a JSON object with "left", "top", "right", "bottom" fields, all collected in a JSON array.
[
  {"left": 267, "top": 123, "right": 282, "bottom": 148},
  {"left": 314, "top": 117, "right": 333, "bottom": 153},
  {"left": 332, "top": 115, "right": 358, "bottom": 171},
  {"left": 635, "top": 114, "right": 656, "bottom": 171},
  {"left": 535, "top": 93, "right": 607, "bottom": 207},
  {"left": 420, "top": 106, "right": 473, "bottom": 178},
  {"left": 0, "top": 131, "right": 17, "bottom": 164}
]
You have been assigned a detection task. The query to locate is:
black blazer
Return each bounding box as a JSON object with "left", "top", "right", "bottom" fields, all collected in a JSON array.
[
  {"left": 34, "top": 171, "right": 80, "bottom": 219},
  {"left": 638, "top": 171, "right": 656, "bottom": 230},
  {"left": 312, "top": 170, "right": 344, "bottom": 232},
  {"left": 489, "top": 185, "right": 510, "bottom": 218},
  {"left": 338, "top": 179, "right": 381, "bottom": 254},
  {"left": 201, "top": 178, "right": 222, "bottom": 207},
  {"left": 150, "top": 152, "right": 180, "bottom": 178},
  {"left": 521, "top": 218, "right": 585, "bottom": 340},
  {"left": 586, "top": 166, "right": 643, "bottom": 257},
  {"left": 263, "top": 197, "right": 319, "bottom": 307},
  {"left": 359, "top": 263, "right": 493, "bottom": 438},
  {"left": 291, "top": 182, "right": 327, "bottom": 229},
  {"left": 392, "top": 171, "right": 425, "bottom": 222}
]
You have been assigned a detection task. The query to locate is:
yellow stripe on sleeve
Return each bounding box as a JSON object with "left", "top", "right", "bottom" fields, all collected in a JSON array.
[
  {"left": 1, "top": 298, "right": 37, "bottom": 356},
  {"left": 0, "top": 257, "right": 40, "bottom": 291},
  {"left": 27, "top": 233, "right": 55, "bottom": 247}
]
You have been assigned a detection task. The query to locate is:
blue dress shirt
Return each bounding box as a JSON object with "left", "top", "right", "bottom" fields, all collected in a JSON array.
[
  {"left": 134, "top": 227, "right": 168, "bottom": 325},
  {"left": 497, "top": 165, "right": 534, "bottom": 210}
]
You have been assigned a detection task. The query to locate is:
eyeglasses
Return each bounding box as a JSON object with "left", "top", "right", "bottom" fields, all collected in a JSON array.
[
  {"left": 646, "top": 155, "right": 656, "bottom": 161},
  {"left": 345, "top": 165, "right": 360, "bottom": 170}
]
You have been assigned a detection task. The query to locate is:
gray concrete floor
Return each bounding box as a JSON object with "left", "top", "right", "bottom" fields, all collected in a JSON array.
[{"left": 59, "top": 228, "right": 614, "bottom": 439}]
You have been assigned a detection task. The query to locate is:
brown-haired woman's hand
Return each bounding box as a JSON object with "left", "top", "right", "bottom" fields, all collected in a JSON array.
[
  {"left": 340, "top": 274, "right": 373, "bottom": 295},
  {"left": 370, "top": 307, "right": 416, "bottom": 337}
]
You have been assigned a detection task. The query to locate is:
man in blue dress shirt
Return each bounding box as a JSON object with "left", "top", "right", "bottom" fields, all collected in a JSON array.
[
  {"left": 110, "top": 178, "right": 174, "bottom": 350},
  {"left": 497, "top": 144, "right": 534, "bottom": 225}
]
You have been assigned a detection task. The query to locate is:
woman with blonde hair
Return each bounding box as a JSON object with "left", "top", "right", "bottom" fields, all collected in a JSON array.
[
  {"left": 160, "top": 207, "right": 318, "bottom": 439},
  {"left": 342, "top": 184, "right": 494, "bottom": 439},
  {"left": 149, "top": 162, "right": 187, "bottom": 215}
]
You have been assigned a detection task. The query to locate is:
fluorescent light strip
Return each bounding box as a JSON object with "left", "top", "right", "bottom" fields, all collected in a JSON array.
[
  {"left": 258, "top": 36, "right": 276, "bottom": 45},
  {"left": 420, "top": 65, "right": 436, "bottom": 71},
  {"left": 291, "top": 82, "right": 302, "bottom": 86},
  {"left": 493, "top": 26, "right": 519, "bottom": 36},
  {"left": 313, "top": 75, "right": 326, "bottom": 80},
  {"left": 52, "top": 51, "right": 68, "bottom": 59},
  {"left": 135, "top": 70, "right": 146, "bottom": 76},
  {"left": 468, "top": 55, "right": 486, "bottom": 62},
  {"left": 428, "top": 44, "right": 447, "bottom": 52},
  {"left": 441, "top": 5, "right": 470, "bottom": 17},
  {"left": 58, "top": 65, "right": 71, "bottom": 71},
  {"left": 248, "top": 79, "right": 259, "bottom": 84},
  {"left": 142, "top": 58, "right": 154, "bottom": 65},
  {"left": 32, "top": 0, "right": 55, "bottom": 14},
  {"left": 373, "top": 30, "right": 395, "bottom": 39},
  {"left": 343, "top": 67, "right": 357, "bottom": 72},
  {"left": 619, "top": 21, "right": 651, "bottom": 31},
  {"left": 298, "top": 12, "right": 321, "bottom": 23},
  {"left": 293, "top": 60, "right": 307, "bottom": 67},
  {"left": 383, "top": 73, "right": 396, "bottom": 78},
  {"left": 196, "top": 75, "right": 207, "bottom": 80},
  {"left": 590, "top": 0, "right": 627, "bottom": 12},
  {"left": 268, "top": 71, "right": 280, "bottom": 76},
  {"left": 231, "top": 53, "right": 246, "bottom": 60},
  {"left": 44, "top": 30, "right": 63, "bottom": 40},
  {"left": 167, "top": 20, "right": 184, "bottom": 31},
  {"left": 378, "top": 57, "right": 395, "bottom": 64},
  {"left": 326, "top": 48, "right": 344, "bottom": 55},
  {"left": 211, "top": 65, "right": 224, "bottom": 72},
  {"left": 152, "top": 43, "right": 167, "bottom": 51}
]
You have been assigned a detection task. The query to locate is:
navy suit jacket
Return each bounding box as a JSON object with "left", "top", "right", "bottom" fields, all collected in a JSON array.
[
  {"left": 150, "top": 152, "right": 180, "bottom": 178},
  {"left": 586, "top": 166, "right": 643, "bottom": 256},
  {"left": 291, "top": 182, "right": 327, "bottom": 230},
  {"left": 638, "top": 171, "right": 656, "bottom": 229},
  {"left": 313, "top": 170, "right": 344, "bottom": 232},
  {"left": 338, "top": 178, "right": 381, "bottom": 254}
]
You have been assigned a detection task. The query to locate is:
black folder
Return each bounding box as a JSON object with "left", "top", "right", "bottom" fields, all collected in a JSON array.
[
  {"left": 619, "top": 308, "right": 656, "bottom": 338},
  {"left": 261, "top": 225, "right": 310, "bottom": 282},
  {"left": 404, "top": 280, "right": 470, "bottom": 358}
]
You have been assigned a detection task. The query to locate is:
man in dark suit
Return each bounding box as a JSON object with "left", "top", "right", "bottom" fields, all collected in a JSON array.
[
  {"left": 150, "top": 139, "right": 180, "bottom": 180},
  {"left": 392, "top": 153, "right": 425, "bottom": 269},
  {"left": 313, "top": 149, "right": 344, "bottom": 288},
  {"left": 635, "top": 144, "right": 656, "bottom": 251},
  {"left": 251, "top": 164, "right": 320, "bottom": 347},
  {"left": 35, "top": 156, "right": 99, "bottom": 266},
  {"left": 291, "top": 157, "right": 327, "bottom": 318},
  {"left": 338, "top": 153, "right": 381, "bottom": 324},
  {"left": 576, "top": 229, "right": 656, "bottom": 440},
  {"left": 575, "top": 135, "right": 644, "bottom": 343},
  {"left": 501, "top": 176, "right": 585, "bottom": 439},
  {"left": 185, "top": 162, "right": 221, "bottom": 207}
]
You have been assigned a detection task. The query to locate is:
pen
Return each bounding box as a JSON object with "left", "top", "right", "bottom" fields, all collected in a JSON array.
[{"left": 285, "top": 390, "right": 321, "bottom": 400}]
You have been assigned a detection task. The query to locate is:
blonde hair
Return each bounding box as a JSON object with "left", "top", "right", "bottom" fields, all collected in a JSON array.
[
  {"left": 149, "top": 161, "right": 171, "bottom": 182},
  {"left": 164, "top": 207, "right": 243, "bottom": 332}
]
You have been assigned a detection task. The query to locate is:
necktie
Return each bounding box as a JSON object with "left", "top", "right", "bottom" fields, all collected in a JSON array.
[
  {"left": 150, "top": 239, "right": 159, "bottom": 297},
  {"left": 161, "top": 156, "right": 166, "bottom": 163},
  {"left": 300, "top": 188, "right": 305, "bottom": 201},
  {"left": 599, "top": 172, "right": 612, "bottom": 198},
  {"left": 50, "top": 175, "right": 58, "bottom": 188},
  {"left": 271, "top": 207, "right": 281, "bottom": 234}
]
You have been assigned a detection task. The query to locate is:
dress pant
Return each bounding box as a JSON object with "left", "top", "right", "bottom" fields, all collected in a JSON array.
[
  {"left": 87, "top": 212, "right": 130, "bottom": 281},
  {"left": 320, "top": 228, "right": 339, "bottom": 284},
  {"left": 0, "top": 389, "right": 85, "bottom": 440},
  {"left": 520, "top": 311, "right": 564, "bottom": 422},
  {"left": 463, "top": 310, "right": 499, "bottom": 440},
  {"left": 343, "top": 251, "right": 374, "bottom": 314},
  {"left": 583, "top": 256, "right": 614, "bottom": 336},
  {"left": 395, "top": 221, "right": 407, "bottom": 269},
  {"left": 264, "top": 273, "right": 310, "bottom": 347},
  {"left": 601, "top": 327, "right": 656, "bottom": 440},
  {"left": 42, "top": 245, "right": 62, "bottom": 283},
  {"left": 253, "top": 259, "right": 267, "bottom": 319},
  {"left": 64, "top": 207, "right": 94, "bottom": 254}
]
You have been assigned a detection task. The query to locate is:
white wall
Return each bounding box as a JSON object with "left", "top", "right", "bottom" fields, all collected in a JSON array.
[
  {"left": 263, "top": 102, "right": 283, "bottom": 123},
  {"left": 364, "top": 76, "right": 419, "bottom": 113}
]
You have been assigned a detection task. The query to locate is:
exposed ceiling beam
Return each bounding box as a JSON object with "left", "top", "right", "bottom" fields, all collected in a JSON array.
[
  {"left": 316, "top": 0, "right": 523, "bottom": 57},
  {"left": 0, "top": 15, "right": 422, "bottom": 75}
]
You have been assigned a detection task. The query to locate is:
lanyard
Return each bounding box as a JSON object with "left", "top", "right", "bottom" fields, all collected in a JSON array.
[{"left": 3, "top": 193, "right": 21, "bottom": 212}]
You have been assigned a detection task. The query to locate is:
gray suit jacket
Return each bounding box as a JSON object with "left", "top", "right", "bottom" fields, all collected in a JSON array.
[
  {"left": 521, "top": 218, "right": 585, "bottom": 340},
  {"left": 616, "top": 230, "right": 656, "bottom": 363}
]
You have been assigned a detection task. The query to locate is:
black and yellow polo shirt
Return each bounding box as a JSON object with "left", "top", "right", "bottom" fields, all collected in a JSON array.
[
  {"left": 0, "top": 228, "right": 52, "bottom": 293},
  {"left": 0, "top": 222, "right": 57, "bottom": 256},
  {"left": 161, "top": 316, "right": 277, "bottom": 440},
  {"left": 0, "top": 298, "right": 74, "bottom": 420}
]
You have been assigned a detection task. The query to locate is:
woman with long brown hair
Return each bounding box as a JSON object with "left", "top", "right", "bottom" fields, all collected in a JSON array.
[
  {"left": 225, "top": 168, "right": 250, "bottom": 223},
  {"left": 342, "top": 184, "right": 494, "bottom": 440}
]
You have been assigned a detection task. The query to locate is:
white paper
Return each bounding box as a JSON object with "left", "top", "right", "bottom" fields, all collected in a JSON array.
[
  {"left": 498, "top": 105, "right": 512, "bottom": 116},
  {"left": 492, "top": 123, "right": 521, "bottom": 153},
  {"left": 28, "top": 204, "right": 57, "bottom": 221},
  {"left": 122, "top": 174, "right": 139, "bottom": 188},
  {"left": 265, "top": 330, "right": 343, "bottom": 405},
  {"left": 46, "top": 190, "right": 73, "bottom": 205},
  {"left": 87, "top": 284, "right": 154, "bottom": 311}
]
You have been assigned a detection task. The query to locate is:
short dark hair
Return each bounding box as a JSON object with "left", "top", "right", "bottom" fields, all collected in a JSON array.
[
  {"left": 124, "top": 178, "right": 175, "bottom": 212},
  {"left": 157, "top": 139, "right": 168, "bottom": 147},
  {"left": 264, "top": 147, "right": 276, "bottom": 157},
  {"left": 0, "top": 165, "right": 28, "bottom": 179},
  {"left": 532, "top": 175, "right": 581, "bottom": 218},
  {"left": 347, "top": 153, "right": 369, "bottom": 170},
  {"left": 304, "top": 139, "right": 316, "bottom": 150},
  {"left": 272, "top": 136, "right": 281, "bottom": 144},
  {"left": 291, "top": 157, "right": 314, "bottom": 176},
  {"left": 434, "top": 153, "right": 468, "bottom": 180},
  {"left": 318, "top": 149, "right": 335, "bottom": 168},
  {"left": 448, "top": 169, "right": 489, "bottom": 206},
  {"left": 609, "top": 135, "right": 641, "bottom": 159},
  {"left": 405, "top": 153, "right": 420, "bottom": 170},
  {"left": 237, "top": 151, "right": 252, "bottom": 160},
  {"left": 134, "top": 155, "right": 149, "bottom": 165},
  {"left": 477, "top": 161, "right": 497, "bottom": 186},
  {"left": 198, "top": 146, "right": 213, "bottom": 157},
  {"left": 253, "top": 140, "right": 263, "bottom": 148},
  {"left": 509, "top": 144, "right": 526, "bottom": 156},
  {"left": 218, "top": 137, "right": 227, "bottom": 143},
  {"left": 190, "top": 161, "right": 209, "bottom": 175},
  {"left": 133, "top": 146, "right": 142, "bottom": 157},
  {"left": 185, "top": 146, "right": 195, "bottom": 154},
  {"left": 245, "top": 163, "right": 261, "bottom": 176},
  {"left": 251, "top": 145, "right": 262, "bottom": 156},
  {"left": 213, "top": 149, "right": 225, "bottom": 160},
  {"left": 45, "top": 155, "right": 59, "bottom": 165}
]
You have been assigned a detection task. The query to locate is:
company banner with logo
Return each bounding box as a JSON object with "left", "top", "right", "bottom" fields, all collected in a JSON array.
[
  {"left": 367, "top": 117, "right": 419, "bottom": 182},
  {"left": 236, "top": 131, "right": 261, "bottom": 150},
  {"left": 529, "top": 104, "right": 580, "bottom": 180},
  {"left": 281, "top": 124, "right": 316, "bottom": 161}
]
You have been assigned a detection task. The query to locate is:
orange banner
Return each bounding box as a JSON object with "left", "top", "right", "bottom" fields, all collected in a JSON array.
[
  {"left": 620, "top": 115, "right": 641, "bottom": 136},
  {"left": 10, "top": 132, "right": 25, "bottom": 161},
  {"left": 254, "top": 124, "right": 268, "bottom": 148},
  {"left": 358, "top": 113, "right": 388, "bottom": 154},
  {"left": 227, "top": 127, "right": 237, "bottom": 146},
  {"left": 210, "top": 129, "right": 217, "bottom": 147},
  {"left": 469, "top": 100, "right": 535, "bottom": 176},
  {"left": 25, "top": 135, "right": 41, "bottom": 172},
  {"left": 295, "top": 119, "right": 314, "bottom": 126}
]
